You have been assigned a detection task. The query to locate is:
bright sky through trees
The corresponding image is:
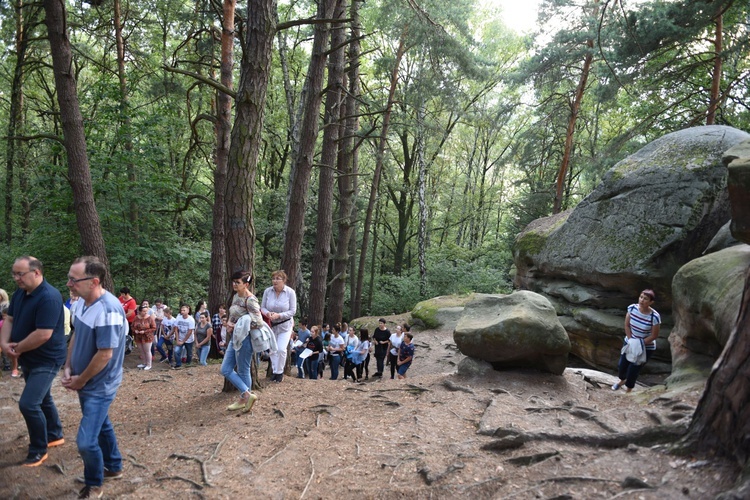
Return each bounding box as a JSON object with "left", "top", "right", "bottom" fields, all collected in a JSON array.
[{"left": 494, "top": 0, "right": 541, "bottom": 33}]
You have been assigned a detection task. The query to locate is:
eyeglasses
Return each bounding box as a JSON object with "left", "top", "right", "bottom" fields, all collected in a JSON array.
[
  {"left": 67, "top": 276, "right": 95, "bottom": 283},
  {"left": 272, "top": 277, "right": 284, "bottom": 281},
  {"left": 11, "top": 271, "right": 33, "bottom": 278}
]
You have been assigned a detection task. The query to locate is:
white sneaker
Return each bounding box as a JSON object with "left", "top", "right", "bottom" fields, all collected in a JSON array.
[
  {"left": 144, "top": 365, "right": 152, "bottom": 371},
  {"left": 137, "top": 364, "right": 146, "bottom": 368}
]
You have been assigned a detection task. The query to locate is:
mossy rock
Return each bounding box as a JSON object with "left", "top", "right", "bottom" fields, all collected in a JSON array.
[{"left": 411, "top": 294, "right": 475, "bottom": 330}]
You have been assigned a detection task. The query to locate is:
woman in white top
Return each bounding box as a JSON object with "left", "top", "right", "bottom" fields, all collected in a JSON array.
[
  {"left": 343, "top": 326, "right": 360, "bottom": 381},
  {"left": 387, "top": 325, "right": 404, "bottom": 379},
  {"left": 261, "top": 270, "right": 297, "bottom": 383}
]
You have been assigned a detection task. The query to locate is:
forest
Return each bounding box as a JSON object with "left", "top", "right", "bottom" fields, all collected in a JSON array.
[{"left": 0, "top": 0, "right": 747, "bottom": 325}]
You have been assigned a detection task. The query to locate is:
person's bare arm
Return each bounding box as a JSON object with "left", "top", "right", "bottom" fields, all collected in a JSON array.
[{"left": 0, "top": 315, "right": 13, "bottom": 352}]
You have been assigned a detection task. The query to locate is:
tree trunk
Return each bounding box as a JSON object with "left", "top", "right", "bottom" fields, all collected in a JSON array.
[
  {"left": 5, "top": 0, "right": 38, "bottom": 245},
  {"left": 553, "top": 0, "right": 597, "bottom": 214},
  {"left": 416, "top": 100, "right": 427, "bottom": 297},
  {"left": 44, "top": 0, "right": 113, "bottom": 291},
  {"left": 309, "top": 0, "right": 347, "bottom": 325},
  {"left": 682, "top": 266, "right": 750, "bottom": 477},
  {"left": 209, "top": 0, "right": 235, "bottom": 317},
  {"left": 225, "top": 0, "right": 276, "bottom": 278},
  {"left": 352, "top": 32, "right": 406, "bottom": 318},
  {"left": 113, "top": 0, "right": 137, "bottom": 233},
  {"left": 328, "top": 0, "right": 361, "bottom": 324},
  {"left": 389, "top": 130, "right": 414, "bottom": 275},
  {"left": 279, "top": 0, "right": 335, "bottom": 291},
  {"left": 706, "top": 11, "right": 722, "bottom": 125}
]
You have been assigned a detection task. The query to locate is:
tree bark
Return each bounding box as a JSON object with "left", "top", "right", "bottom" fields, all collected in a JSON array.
[
  {"left": 5, "top": 1, "right": 39, "bottom": 245},
  {"left": 327, "top": 0, "right": 361, "bottom": 324},
  {"left": 416, "top": 100, "right": 427, "bottom": 297},
  {"left": 280, "top": 0, "right": 335, "bottom": 293},
  {"left": 225, "top": 0, "right": 276, "bottom": 279},
  {"left": 683, "top": 266, "right": 750, "bottom": 466},
  {"left": 209, "top": 0, "right": 235, "bottom": 317},
  {"left": 553, "top": 0, "right": 597, "bottom": 215},
  {"left": 44, "top": 0, "right": 113, "bottom": 290},
  {"left": 309, "top": 0, "right": 347, "bottom": 325},
  {"left": 352, "top": 32, "right": 406, "bottom": 318},
  {"left": 706, "top": 11, "right": 722, "bottom": 125},
  {"left": 113, "top": 0, "right": 137, "bottom": 232}
]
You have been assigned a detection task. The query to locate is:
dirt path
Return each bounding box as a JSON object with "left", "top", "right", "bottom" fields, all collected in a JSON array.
[{"left": 0, "top": 328, "right": 737, "bottom": 499}]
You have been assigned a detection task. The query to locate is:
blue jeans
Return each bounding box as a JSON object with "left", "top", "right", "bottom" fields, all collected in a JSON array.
[
  {"left": 329, "top": 354, "right": 342, "bottom": 380},
  {"left": 305, "top": 357, "right": 319, "bottom": 379},
  {"left": 221, "top": 335, "right": 253, "bottom": 393},
  {"left": 77, "top": 391, "right": 122, "bottom": 487},
  {"left": 296, "top": 350, "right": 306, "bottom": 377},
  {"left": 197, "top": 344, "right": 210, "bottom": 365},
  {"left": 20, "top": 364, "right": 64, "bottom": 455},
  {"left": 158, "top": 337, "right": 173, "bottom": 361},
  {"left": 173, "top": 342, "right": 193, "bottom": 367}
]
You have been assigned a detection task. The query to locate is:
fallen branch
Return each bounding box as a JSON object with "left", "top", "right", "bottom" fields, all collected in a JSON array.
[
  {"left": 169, "top": 453, "right": 213, "bottom": 487},
  {"left": 259, "top": 444, "right": 289, "bottom": 469},
  {"left": 142, "top": 378, "right": 171, "bottom": 384},
  {"left": 208, "top": 436, "right": 228, "bottom": 463},
  {"left": 300, "top": 456, "right": 315, "bottom": 500}
]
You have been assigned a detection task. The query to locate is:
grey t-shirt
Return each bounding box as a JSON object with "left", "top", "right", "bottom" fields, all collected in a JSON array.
[{"left": 70, "top": 291, "right": 127, "bottom": 396}]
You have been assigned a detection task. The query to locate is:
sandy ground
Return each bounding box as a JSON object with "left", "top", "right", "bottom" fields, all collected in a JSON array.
[{"left": 0, "top": 327, "right": 739, "bottom": 499}]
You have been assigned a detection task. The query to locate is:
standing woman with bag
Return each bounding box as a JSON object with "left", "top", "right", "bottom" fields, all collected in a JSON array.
[
  {"left": 221, "top": 270, "right": 262, "bottom": 412},
  {"left": 612, "top": 289, "right": 661, "bottom": 393},
  {"left": 261, "top": 270, "right": 297, "bottom": 383}
]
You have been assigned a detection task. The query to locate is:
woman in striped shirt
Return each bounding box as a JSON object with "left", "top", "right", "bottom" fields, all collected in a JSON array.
[{"left": 612, "top": 289, "right": 661, "bottom": 393}]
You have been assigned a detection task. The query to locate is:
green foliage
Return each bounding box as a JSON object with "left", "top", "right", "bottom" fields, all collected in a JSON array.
[{"left": 1, "top": 0, "right": 749, "bottom": 324}]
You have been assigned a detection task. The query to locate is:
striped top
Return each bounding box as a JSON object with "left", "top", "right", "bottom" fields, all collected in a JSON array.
[{"left": 627, "top": 304, "right": 660, "bottom": 350}]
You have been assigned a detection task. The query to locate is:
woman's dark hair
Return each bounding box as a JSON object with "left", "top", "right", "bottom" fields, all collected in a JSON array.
[
  {"left": 359, "top": 328, "right": 369, "bottom": 341},
  {"left": 231, "top": 269, "right": 252, "bottom": 285},
  {"left": 195, "top": 300, "right": 206, "bottom": 311},
  {"left": 403, "top": 323, "right": 411, "bottom": 332},
  {"left": 200, "top": 311, "right": 209, "bottom": 319},
  {"left": 641, "top": 289, "right": 656, "bottom": 301},
  {"left": 324, "top": 333, "right": 331, "bottom": 341},
  {"left": 138, "top": 305, "right": 149, "bottom": 312}
]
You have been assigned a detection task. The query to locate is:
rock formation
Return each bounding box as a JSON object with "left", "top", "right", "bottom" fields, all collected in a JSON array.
[
  {"left": 513, "top": 125, "right": 750, "bottom": 370},
  {"left": 453, "top": 291, "right": 570, "bottom": 375}
]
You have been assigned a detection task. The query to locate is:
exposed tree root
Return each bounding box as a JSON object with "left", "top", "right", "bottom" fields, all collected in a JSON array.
[
  {"left": 483, "top": 422, "right": 689, "bottom": 452},
  {"left": 442, "top": 379, "right": 475, "bottom": 394},
  {"left": 155, "top": 475, "right": 204, "bottom": 489}
]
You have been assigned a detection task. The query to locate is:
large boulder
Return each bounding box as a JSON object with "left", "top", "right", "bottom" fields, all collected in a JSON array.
[
  {"left": 411, "top": 295, "right": 474, "bottom": 330},
  {"left": 514, "top": 125, "right": 750, "bottom": 370},
  {"left": 667, "top": 244, "right": 750, "bottom": 389},
  {"left": 725, "top": 139, "right": 750, "bottom": 243},
  {"left": 453, "top": 291, "right": 571, "bottom": 375}
]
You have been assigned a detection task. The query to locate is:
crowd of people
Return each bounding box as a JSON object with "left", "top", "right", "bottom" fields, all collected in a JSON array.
[{"left": 1, "top": 252, "right": 662, "bottom": 498}]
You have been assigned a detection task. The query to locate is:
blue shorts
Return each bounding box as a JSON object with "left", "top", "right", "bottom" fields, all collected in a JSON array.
[{"left": 397, "top": 361, "right": 411, "bottom": 376}]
